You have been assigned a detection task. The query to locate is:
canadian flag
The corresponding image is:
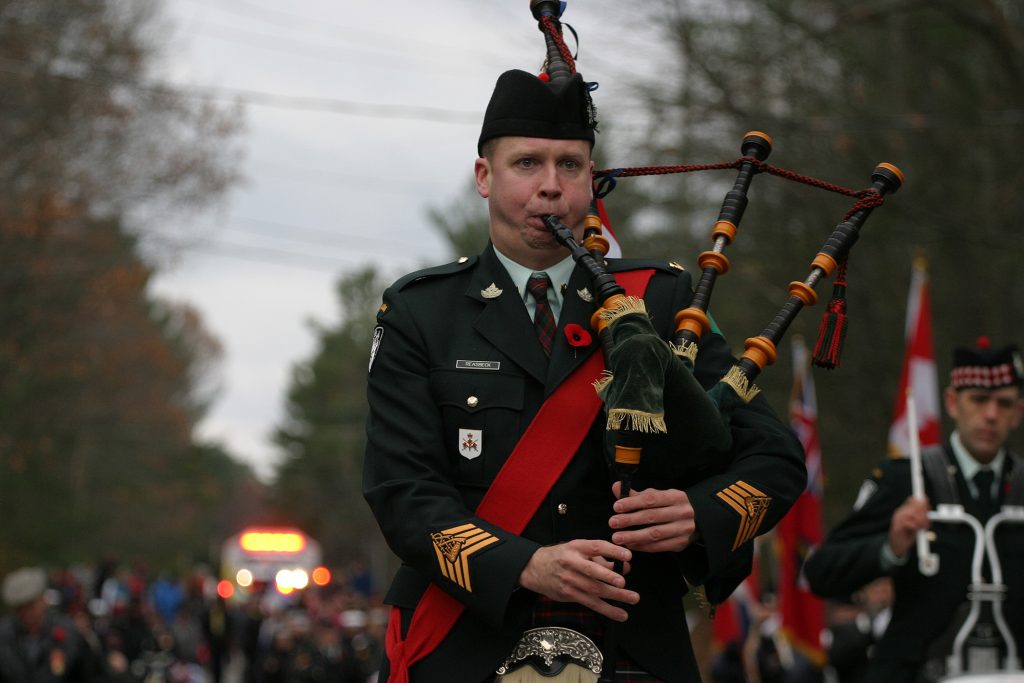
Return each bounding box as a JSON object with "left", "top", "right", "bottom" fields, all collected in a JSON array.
[{"left": 887, "top": 257, "right": 941, "bottom": 456}]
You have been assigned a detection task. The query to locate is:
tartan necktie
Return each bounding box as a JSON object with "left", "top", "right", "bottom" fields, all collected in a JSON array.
[{"left": 527, "top": 273, "right": 556, "bottom": 356}]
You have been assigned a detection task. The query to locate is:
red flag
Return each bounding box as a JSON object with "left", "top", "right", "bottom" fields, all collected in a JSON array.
[
  {"left": 710, "top": 587, "right": 743, "bottom": 650},
  {"left": 775, "top": 336, "right": 826, "bottom": 666},
  {"left": 710, "top": 546, "right": 761, "bottom": 651},
  {"left": 887, "top": 257, "right": 941, "bottom": 457}
]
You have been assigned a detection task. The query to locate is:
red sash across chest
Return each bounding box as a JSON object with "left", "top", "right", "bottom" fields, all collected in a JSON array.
[{"left": 384, "top": 268, "right": 656, "bottom": 683}]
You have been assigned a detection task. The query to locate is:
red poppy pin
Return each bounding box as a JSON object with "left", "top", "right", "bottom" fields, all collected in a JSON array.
[{"left": 564, "top": 323, "right": 592, "bottom": 348}]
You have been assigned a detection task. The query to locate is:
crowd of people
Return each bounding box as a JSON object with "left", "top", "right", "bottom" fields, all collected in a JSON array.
[{"left": 0, "top": 560, "right": 386, "bottom": 683}]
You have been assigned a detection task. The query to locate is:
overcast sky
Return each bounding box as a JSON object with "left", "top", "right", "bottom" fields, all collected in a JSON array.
[{"left": 150, "top": 0, "right": 659, "bottom": 479}]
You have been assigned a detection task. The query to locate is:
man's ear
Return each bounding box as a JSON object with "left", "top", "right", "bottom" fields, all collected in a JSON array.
[
  {"left": 1011, "top": 394, "right": 1024, "bottom": 430},
  {"left": 474, "top": 158, "right": 491, "bottom": 199},
  {"left": 944, "top": 386, "right": 959, "bottom": 420}
]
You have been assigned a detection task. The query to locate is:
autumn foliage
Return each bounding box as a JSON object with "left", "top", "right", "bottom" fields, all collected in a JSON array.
[{"left": 0, "top": 1, "right": 253, "bottom": 571}]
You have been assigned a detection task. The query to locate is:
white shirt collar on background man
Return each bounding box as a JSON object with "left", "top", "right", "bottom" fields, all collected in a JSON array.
[
  {"left": 492, "top": 246, "right": 575, "bottom": 323},
  {"left": 950, "top": 430, "right": 1005, "bottom": 500}
]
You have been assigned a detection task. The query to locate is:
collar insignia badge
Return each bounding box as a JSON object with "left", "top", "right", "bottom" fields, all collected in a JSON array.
[
  {"left": 481, "top": 283, "right": 503, "bottom": 298},
  {"left": 577, "top": 287, "right": 593, "bottom": 303},
  {"left": 368, "top": 326, "right": 384, "bottom": 373}
]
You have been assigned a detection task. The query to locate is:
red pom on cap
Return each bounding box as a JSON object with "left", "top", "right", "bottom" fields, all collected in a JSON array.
[
  {"left": 977, "top": 336, "right": 991, "bottom": 349},
  {"left": 537, "top": 72, "right": 551, "bottom": 82}
]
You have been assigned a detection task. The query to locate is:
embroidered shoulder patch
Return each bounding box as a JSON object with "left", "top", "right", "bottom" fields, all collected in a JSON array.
[
  {"left": 716, "top": 481, "right": 772, "bottom": 550},
  {"left": 430, "top": 524, "right": 500, "bottom": 592}
]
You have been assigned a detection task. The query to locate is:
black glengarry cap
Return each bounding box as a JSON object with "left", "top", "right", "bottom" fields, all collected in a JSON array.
[{"left": 477, "top": 69, "right": 597, "bottom": 156}]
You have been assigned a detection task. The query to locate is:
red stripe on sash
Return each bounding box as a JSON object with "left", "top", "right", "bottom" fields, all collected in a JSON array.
[{"left": 385, "top": 268, "right": 655, "bottom": 683}]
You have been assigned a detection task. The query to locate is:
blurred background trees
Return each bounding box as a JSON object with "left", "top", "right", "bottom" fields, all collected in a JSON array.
[
  {"left": 270, "top": 1, "right": 1024, "bottom": 586},
  {"left": 3, "top": 0, "right": 1023, "bottom": 579},
  {"left": 0, "top": 0, "right": 252, "bottom": 571},
  {"left": 596, "top": 0, "right": 1024, "bottom": 523},
  {"left": 271, "top": 267, "right": 389, "bottom": 572}
]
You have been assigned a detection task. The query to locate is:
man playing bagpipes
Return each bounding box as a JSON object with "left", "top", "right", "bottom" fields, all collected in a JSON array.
[
  {"left": 805, "top": 339, "right": 1024, "bottom": 681},
  {"left": 360, "top": 20, "right": 808, "bottom": 679}
]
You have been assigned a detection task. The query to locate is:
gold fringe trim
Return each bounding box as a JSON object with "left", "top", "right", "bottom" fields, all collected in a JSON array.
[
  {"left": 597, "top": 296, "right": 648, "bottom": 324},
  {"left": 671, "top": 340, "right": 699, "bottom": 364},
  {"left": 592, "top": 371, "right": 614, "bottom": 397},
  {"left": 721, "top": 365, "right": 761, "bottom": 403},
  {"left": 692, "top": 584, "right": 710, "bottom": 612},
  {"left": 606, "top": 409, "right": 667, "bottom": 434}
]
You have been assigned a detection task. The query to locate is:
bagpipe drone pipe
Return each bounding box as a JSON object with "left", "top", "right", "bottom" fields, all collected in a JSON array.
[
  {"left": 527, "top": 0, "right": 904, "bottom": 495},
  {"left": 550, "top": 160, "right": 904, "bottom": 495}
]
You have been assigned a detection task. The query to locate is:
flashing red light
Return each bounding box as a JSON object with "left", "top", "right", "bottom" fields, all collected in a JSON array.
[
  {"left": 239, "top": 530, "right": 306, "bottom": 553},
  {"left": 312, "top": 566, "right": 332, "bottom": 586},
  {"left": 216, "top": 580, "right": 234, "bottom": 600}
]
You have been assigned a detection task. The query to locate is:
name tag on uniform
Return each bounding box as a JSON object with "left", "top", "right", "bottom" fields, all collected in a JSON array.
[
  {"left": 459, "top": 429, "right": 482, "bottom": 459},
  {"left": 456, "top": 359, "right": 500, "bottom": 371}
]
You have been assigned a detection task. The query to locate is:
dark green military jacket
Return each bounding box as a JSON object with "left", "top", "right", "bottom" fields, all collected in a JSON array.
[
  {"left": 804, "top": 442, "right": 1024, "bottom": 682},
  {"left": 363, "top": 243, "right": 806, "bottom": 682}
]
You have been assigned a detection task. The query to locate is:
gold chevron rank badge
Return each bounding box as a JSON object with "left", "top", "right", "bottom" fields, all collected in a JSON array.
[
  {"left": 716, "top": 481, "right": 772, "bottom": 550},
  {"left": 430, "top": 524, "right": 500, "bottom": 592}
]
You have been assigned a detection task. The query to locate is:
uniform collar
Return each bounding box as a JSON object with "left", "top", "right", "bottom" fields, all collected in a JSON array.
[
  {"left": 467, "top": 245, "right": 601, "bottom": 391},
  {"left": 492, "top": 246, "right": 575, "bottom": 321},
  {"left": 950, "top": 430, "right": 1005, "bottom": 495}
]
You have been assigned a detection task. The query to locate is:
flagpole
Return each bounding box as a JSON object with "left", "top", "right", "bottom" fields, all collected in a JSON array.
[{"left": 906, "top": 389, "right": 939, "bottom": 576}]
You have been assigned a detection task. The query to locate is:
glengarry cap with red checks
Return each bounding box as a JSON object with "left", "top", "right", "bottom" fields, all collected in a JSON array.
[{"left": 950, "top": 336, "right": 1024, "bottom": 390}]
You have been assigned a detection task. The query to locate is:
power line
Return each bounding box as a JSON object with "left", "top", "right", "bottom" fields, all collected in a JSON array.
[
  {"left": 178, "top": 82, "right": 480, "bottom": 123},
  {"left": 247, "top": 159, "right": 453, "bottom": 195},
  {"left": 183, "top": 16, "right": 463, "bottom": 72},
  {"left": 216, "top": 214, "right": 434, "bottom": 252},
  {"left": 149, "top": 235, "right": 422, "bottom": 274},
  {"left": 0, "top": 56, "right": 481, "bottom": 124},
  {"left": 142, "top": 220, "right": 449, "bottom": 273},
  {"left": 177, "top": 0, "right": 482, "bottom": 63}
]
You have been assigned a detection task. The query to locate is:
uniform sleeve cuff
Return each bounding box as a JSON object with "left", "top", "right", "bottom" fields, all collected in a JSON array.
[{"left": 880, "top": 541, "right": 909, "bottom": 570}]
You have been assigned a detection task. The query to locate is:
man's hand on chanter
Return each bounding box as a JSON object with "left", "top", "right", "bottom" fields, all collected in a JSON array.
[
  {"left": 518, "top": 539, "right": 638, "bottom": 622},
  {"left": 609, "top": 483, "right": 698, "bottom": 554}
]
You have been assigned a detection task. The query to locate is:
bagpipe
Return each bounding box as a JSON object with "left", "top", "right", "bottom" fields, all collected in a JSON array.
[{"left": 528, "top": 0, "right": 904, "bottom": 495}]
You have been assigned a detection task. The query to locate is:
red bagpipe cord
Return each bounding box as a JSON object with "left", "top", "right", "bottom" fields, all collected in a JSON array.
[
  {"left": 383, "top": 269, "right": 655, "bottom": 683},
  {"left": 596, "top": 161, "right": 886, "bottom": 370},
  {"left": 812, "top": 256, "right": 848, "bottom": 369}
]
